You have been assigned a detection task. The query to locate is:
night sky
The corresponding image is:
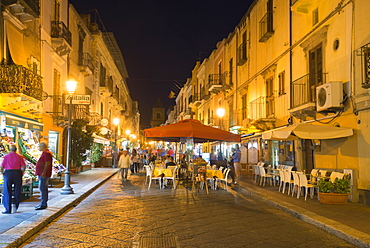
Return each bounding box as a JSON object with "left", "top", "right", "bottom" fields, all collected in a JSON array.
[{"left": 70, "top": 0, "right": 254, "bottom": 127}]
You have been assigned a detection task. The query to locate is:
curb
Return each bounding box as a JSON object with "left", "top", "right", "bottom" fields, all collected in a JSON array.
[
  {"left": 5, "top": 171, "right": 117, "bottom": 248},
  {"left": 237, "top": 181, "right": 370, "bottom": 248}
]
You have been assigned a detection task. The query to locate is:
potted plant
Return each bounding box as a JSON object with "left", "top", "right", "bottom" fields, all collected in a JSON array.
[{"left": 317, "top": 175, "right": 350, "bottom": 204}]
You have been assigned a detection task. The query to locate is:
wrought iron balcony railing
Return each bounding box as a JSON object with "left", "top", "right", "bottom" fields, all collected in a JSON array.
[
  {"left": 291, "top": 73, "right": 328, "bottom": 109},
  {"left": 51, "top": 21, "right": 72, "bottom": 46},
  {"left": 208, "top": 72, "right": 230, "bottom": 88},
  {"left": 0, "top": 65, "right": 43, "bottom": 101},
  {"left": 259, "top": 12, "right": 274, "bottom": 42},
  {"left": 73, "top": 105, "right": 90, "bottom": 123},
  {"left": 249, "top": 96, "right": 266, "bottom": 120},
  {"left": 361, "top": 43, "right": 370, "bottom": 89}
]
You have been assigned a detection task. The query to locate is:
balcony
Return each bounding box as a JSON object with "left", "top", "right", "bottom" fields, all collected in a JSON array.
[
  {"left": 249, "top": 96, "right": 266, "bottom": 121},
  {"left": 51, "top": 21, "right": 72, "bottom": 55},
  {"left": 79, "top": 52, "right": 94, "bottom": 76},
  {"left": 237, "top": 43, "right": 247, "bottom": 66},
  {"left": 259, "top": 12, "right": 274, "bottom": 42},
  {"left": 290, "top": 73, "right": 328, "bottom": 109},
  {"left": 189, "top": 93, "right": 202, "bottom": 108},
  {"left": 249, "top": 96, "right": 276, "bottom": 131},
  {"left": 0, "top": 65, "right": 43, "bottom": 101},
  {"left": 208, "top": 72, "right": 231, "bottom": 93},
  {"left": 290, "top": 73, "right": 328, "bottom": 120}
]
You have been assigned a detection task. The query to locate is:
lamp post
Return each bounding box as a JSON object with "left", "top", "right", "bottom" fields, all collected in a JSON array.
[
  {"left": 113, "top": 118, "right": 120, "bottom": 168},
  {"left": 216, "top": 107, "right": 225, "bottom": 130},
  {"left": 61, "top": 80, "right": 77, "bottom": 194}
]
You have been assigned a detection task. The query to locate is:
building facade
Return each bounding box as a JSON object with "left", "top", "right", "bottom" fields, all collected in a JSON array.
[{"left": 169, "top": 0, "right": 370, "bottom": 204}]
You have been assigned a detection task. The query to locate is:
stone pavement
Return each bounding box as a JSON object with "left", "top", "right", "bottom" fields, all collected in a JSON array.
[
  {"left": 1, "top": 168, "right": 370, "bottom": 247},
  {"left": 237, "top": 171, "right": 370, "bottom": 248},
  {"left": 0, "top": 168, "right": 117, "bottom": 248}
]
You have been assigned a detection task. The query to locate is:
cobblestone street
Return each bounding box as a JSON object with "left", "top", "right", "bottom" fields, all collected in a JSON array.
[{"left": 21, "top": 173, "right": 354, "bottom": 247}]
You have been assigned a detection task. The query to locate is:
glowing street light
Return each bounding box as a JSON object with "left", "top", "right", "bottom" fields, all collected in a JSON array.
[
  {"left": 216, "top": 107, "right": 225, "bottom": 130},
  {"left": 61, "top": 80, "right": 77, "bottom": 195}
]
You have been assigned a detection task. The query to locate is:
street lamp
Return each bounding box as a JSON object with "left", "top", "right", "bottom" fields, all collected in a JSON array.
[
  {"left": 113, "top": 117, "right": 120, "bottom": 168},
  {"left": 216, "top": 107, "right": 225, "bottom": 130},
  {"left": 60, "top": 80, "right": 77, "bottom": 195}
]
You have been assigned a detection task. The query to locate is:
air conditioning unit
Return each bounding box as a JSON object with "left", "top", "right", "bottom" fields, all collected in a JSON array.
[{"left": 316, "top": 81, "right": 343, "bottom": 112}]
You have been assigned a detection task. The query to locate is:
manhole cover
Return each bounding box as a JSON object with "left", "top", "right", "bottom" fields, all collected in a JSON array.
[{"left": 139, "top": 236, "right": 178, "bottom": 248}]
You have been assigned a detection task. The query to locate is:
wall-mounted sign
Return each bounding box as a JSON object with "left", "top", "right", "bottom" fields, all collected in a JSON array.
[{"left": 65, "top": 95, "right": 91, "bottom": 105}]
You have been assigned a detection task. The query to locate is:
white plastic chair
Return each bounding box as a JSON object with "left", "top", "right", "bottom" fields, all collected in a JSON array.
[
  {"left": 216, "top": 168, "right": 230, "bottom": 191},
  {"left": 148, "top": 167, "right": 165, "bottom": 190},
  {"left": 144, "top": 165, "right": 151, "bottom": 185},
  {"left": 291, "top": 171, "right": 300, "bottom": 197},
  {"left": 309, "top": 168, "right": 320, "bottom": 184},
  {"left": 298, "top": 173, "right": 314, "bottom": 200},
  {"left": 283, "top": 170, "right": 293, "bottom": 194},
  {"left": 164, "top": 167, "right": 178, "bottom": 189},
  {"left": 254, "top": 165, "right": 261, "bottom": 184},
  {"left": 259, "top": 166, "right": 274, "bottom": 187}
]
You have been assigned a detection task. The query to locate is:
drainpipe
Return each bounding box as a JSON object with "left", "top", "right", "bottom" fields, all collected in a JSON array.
[{"left": 0, "top": 0, "right": 4, "bottom": 63}]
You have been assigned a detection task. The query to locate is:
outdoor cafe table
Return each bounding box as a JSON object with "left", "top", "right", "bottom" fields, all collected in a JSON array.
[
  {"left": 206, "top": 169, "right": 224, "bottom": 179},
  {"left": 153, "top": 168, "right": 173, "bottom": 177}
]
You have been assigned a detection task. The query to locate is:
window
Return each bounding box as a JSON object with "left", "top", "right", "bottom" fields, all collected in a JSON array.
[
  {"left": 229, "top": 58, "right": 233, "bottom": 85},
  {"left": 100, "top": 63, "right": 106, "bottom": 87},
  {"left": 278, "top": 71, "right": 285, "bottom": 96},
  {"left": 53, "top": 69, "right": 61, "bottom": 115},
  {"left": 266, "top": 77, "right": 275, "bottom": 117},
  {"left": 52, "top": 0, "right": 60, "bottom": 22},
  {"left": 309, "top": 44, "right": 323, "bottom": 101},
  {"left": 242, "top": 94, "right": 247, "bottom": 120},
  {"left": 259, "top": 0, "right": 274, "bottom": 42},
  {"left": 100, "top": 102, "right": 103, "bottom": 116},
  {"left": 237, "top": 32, "right": 247, "bottom": 65},
  {"left": 312, "top": 8, "right": 319, "bottom": 26},
  {"left": 361, "top": 43, "right": 370, "bottom": 88},
  {"left": 156, "top": 113, "right": 161, "bottom": 119}
]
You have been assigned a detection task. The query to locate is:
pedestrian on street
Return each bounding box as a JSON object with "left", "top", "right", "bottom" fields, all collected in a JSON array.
[
  {"left": 233, "top": 144, "right": 242, "bottom": 184},
  {"left": 228, "top": 148, "right": 236, "bottom": 184},
  {"left": 0, "top": 145, "right": 26, "bottom": 214},
  {"left": 35, "top": 142, "right": 53, "bottom": 210},
  {"left": 131, "top": 149, "right": 140, "bottom": 173},
  {"left": 118, "top": 150, "right": 131, "bottom": 180}
]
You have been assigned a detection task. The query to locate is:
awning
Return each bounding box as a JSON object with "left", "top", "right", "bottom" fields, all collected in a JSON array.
[
  {"left": 262, "top": 124, "right": 353, "bottom": 140},
  {"left": 0, "top": 111, "right": 43, "bottom": 131},
  {"left": 92, "top": 134, "right": 110, "bottom": 145}
]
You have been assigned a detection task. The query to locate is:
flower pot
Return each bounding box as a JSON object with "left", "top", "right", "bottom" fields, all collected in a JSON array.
[{"left": 318, "top": 192, "right": 349, "bottom": 204}]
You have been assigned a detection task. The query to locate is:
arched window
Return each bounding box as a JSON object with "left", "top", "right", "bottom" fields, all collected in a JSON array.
[{"left": 156, "top": 113, "right": 161, "bottom": 119}]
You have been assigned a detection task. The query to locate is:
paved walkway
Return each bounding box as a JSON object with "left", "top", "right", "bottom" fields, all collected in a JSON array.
[
  {"left": 1, "top": 168, "right": 370, "bottom": 247},
  {"left": 0, "top": 168, "right": 117, "bottom": 248}
]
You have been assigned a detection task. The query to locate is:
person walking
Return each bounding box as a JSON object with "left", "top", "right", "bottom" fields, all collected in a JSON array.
[
  {"left": 118, "top": 150, "right": 131, "bottom": 180},
  {"left": 233, "top": 144, "right": 242, "bottom": 184},
  {"left": 131, "top": 149, "right": 140, "bottom": 173},
  {"left": 0, "top": 145, "right": 26, "bottom": 214},
  {"left": 35, "top": 142, "right": 53, "bottom": 210}
]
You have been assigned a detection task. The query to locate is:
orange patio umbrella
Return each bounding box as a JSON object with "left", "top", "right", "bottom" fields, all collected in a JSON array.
[{"left": 144, "top": 119, "right": 241, "bottom": 143}]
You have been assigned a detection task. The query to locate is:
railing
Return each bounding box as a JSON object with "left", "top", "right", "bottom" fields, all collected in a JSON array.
[
  {"left": 237, "top": 43, "right": 247, "bottom": 66},
  {"left": 249, "top": 96, "right": 266, "bottom": 120},
  {"left": 201, "top": 86, "right": 209, "bottom": 99},
  {"left": 79, "top": 52, "right": 94, "bottom": 72},
  {"left": 208, "top": 72, "right": 230, "bottom": 88},
  {"left": 361, "top": 43, "right": 370, "bottom": 88},
  {"left": 0, "top": 65, "right": 43, "bottom": 101},
  {"left": 51, "top": 21, "right": 72, "bottom": 46},
  {"left": 191, "top": 93, "right": 202, "bottom": 103},
  {"left": 291, "top": 73, "right": 328, "bottom": 109},
  {"left": 259, "top": 12, "right": 274, "bottom": 42},
  {"left": 73, "top": 105, "right": 90, "bottom": 123}
]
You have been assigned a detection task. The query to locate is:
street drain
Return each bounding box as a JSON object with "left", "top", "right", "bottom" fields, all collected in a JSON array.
[{"left": 139, "top": 236, "right": 178, "bottom": 248}]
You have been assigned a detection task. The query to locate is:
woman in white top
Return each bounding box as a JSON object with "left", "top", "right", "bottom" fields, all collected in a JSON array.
[{"left": 118, "top": 150, "right": 132, "bottom": 180}]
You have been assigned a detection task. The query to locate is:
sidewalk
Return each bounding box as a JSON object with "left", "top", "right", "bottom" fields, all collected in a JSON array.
[
  {"left": 0, "top": 168, "right": 117, "bottom": 248},
  {"left": 237, "top": 171, "right": 370, "bottom": 248}
]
